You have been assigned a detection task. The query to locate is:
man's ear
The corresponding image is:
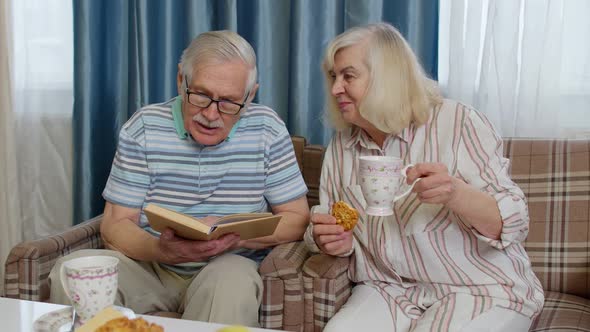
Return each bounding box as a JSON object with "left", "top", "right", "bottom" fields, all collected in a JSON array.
[
  {"left": 176, "top": 64, "right": 184, "bottom": 96},
  {"left": 247, "top": 83, "right": 259, "bottom": 104}
]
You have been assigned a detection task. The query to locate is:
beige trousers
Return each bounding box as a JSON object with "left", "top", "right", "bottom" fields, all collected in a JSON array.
[{"left": 49, "top": 249, "right": 263, "bottom": 327}]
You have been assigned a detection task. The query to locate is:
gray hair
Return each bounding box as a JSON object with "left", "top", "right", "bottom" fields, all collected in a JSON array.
[
  {"left": 323, "top": 22, "right": 441, "bottom": 133},
  {"left": 179, "top": 30, "right": 257, "bottom": 98}
]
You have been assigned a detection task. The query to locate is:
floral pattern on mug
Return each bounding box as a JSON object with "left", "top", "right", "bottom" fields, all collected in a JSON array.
[
  {"left": 61, "top": 256, "right": 119, "bottom": 324},
  {"left": 359, "top": 156, "right": 415, "bottom": 216}
]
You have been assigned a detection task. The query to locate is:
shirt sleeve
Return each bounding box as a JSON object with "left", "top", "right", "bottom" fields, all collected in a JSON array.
[
  {"left": 318, "top": 137, "right": 343, "bottom": 207},
  {"left": 304, "top": 205, "right": 326, "bottom": 253},
  {"left": 304, "top": 137, "right": 339, "bottom": 253},
  {"left": 457, "top": 108, "right": 530, "bottom": 249},
  {"left": 263, "top": 127, "right": 308, "bottom": 206},
  {"left": 304, "top": 136, "right": 359, "bottom": 256},
  {"left": 102, "top": 118, "right": 150, "bottom": 208}
]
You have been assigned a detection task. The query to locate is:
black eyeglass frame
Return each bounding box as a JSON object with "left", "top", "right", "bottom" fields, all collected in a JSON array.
[{"left": 184, "top": 76, "right": 249, "bottom": 115}]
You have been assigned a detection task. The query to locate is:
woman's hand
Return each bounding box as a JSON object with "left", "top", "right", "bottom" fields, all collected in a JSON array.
[
  {"left": 311, "top": 213, "right": 353, "bottom": 256},
  {"left": 405, "top": 162, "right": 462, "bottom": 205},
  {"left": 405, "top": 162, "right": 503, "bottom": 239}
]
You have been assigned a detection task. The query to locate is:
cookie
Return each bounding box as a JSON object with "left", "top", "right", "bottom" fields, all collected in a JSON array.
[
  {"left": 331, "top": 201, "right": 359, "bottom": 231},
  {"left": 95, "top": 317, "right": 164, "bottom": 332}
]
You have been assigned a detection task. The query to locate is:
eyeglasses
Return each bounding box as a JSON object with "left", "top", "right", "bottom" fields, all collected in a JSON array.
[{"left": 184, "top": 76, "right": 248, "bottom": 115}]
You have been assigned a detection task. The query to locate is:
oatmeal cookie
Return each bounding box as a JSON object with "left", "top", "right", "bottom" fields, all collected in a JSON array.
[
  {"left": 95, "top": 317, "right": 164, "bottom": 332},
  {"left": 331, "top": 201, "right": 359, "bottom": 231}
]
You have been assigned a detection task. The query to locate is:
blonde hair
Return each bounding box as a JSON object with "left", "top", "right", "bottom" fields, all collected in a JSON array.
[
  {"left": 179, "top": 30, "right": 257, "bottom": 98},
  {"left": 323, "top": 22, "right": 442, "bottom": 133}
]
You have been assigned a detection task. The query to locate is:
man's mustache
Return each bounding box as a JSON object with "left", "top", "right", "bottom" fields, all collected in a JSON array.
[{"left": 193, "top": 113, "right": 224, "bottom": 128}]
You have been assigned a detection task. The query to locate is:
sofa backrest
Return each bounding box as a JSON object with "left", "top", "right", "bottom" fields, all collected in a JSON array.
[
  {"left": 291, "top": 136, "right": 325, "bottom": 207},
  {"left": 292, "top": 136, "right": 590, "bottom": 298},
  {"left": 504, "top": 138, "right": 590, "bottom": 298}
]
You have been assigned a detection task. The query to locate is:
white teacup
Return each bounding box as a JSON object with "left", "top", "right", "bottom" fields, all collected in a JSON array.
[
  {"left": 60, "top": 256, "right": 119, "bottom": 324},
  {"left": 358, "top": 156, "right": 419, "bottom": 216}
]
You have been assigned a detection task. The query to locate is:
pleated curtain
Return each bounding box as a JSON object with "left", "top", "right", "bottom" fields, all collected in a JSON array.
[{"left": 73, "top": 0, "right": 439, "bottom": 223}]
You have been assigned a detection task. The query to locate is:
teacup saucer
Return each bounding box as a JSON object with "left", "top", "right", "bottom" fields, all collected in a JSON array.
[{"left": 33, "top": 306, "right": 135, "bottom": 332}]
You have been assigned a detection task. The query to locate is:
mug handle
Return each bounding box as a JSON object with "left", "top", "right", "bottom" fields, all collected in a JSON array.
[
  {"left": 60, "top": 263, "right": 71, "bottom": 300},
  {"left": 393, "top": 164, "right": 421, "bottom": 202}
]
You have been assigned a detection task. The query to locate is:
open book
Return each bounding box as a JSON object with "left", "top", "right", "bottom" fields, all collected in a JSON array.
[{"left": 144, "top": 204, "right": 282, "bottom": 241}]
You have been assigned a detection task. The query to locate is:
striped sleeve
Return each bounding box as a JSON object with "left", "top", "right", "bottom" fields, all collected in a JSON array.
[
  {"left": 102, "top": 114, "right": 150, "bottom": 208},
  {"left": 263, "top": 127, "right": 307, "bottom": 205},
  {"left": 318, "top": 136, "right": 343, "bottom": 207},
  {"left": 304, "top": 205, "right": 327, "bottom": 253},
  {"left": 304, "top": 137, "right": 340, "bottom": 253},
  {"left": 307, "top": 135, "right": 360, "bottom": 256},
  {"left": 458, "top": 108, "right": 529, "bottom": 249}
]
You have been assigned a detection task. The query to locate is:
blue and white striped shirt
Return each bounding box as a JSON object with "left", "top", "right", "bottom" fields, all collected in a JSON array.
[{"left": 103, "top": 96, "right": 307, "bottom": 274}]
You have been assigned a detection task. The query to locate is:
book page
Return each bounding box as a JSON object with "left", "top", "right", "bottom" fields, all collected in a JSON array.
[
  {"left": 214, "top": 213, "right": 273, "bottom": 225},
  {"left": 144, "top": 204, "right": 211, "bottom": 236},
  {"left": 144, "top": 204, "right": 280, "bottom": 241},
  {"left": 210, "top": 215, "right": 281, "bottom": 240}
]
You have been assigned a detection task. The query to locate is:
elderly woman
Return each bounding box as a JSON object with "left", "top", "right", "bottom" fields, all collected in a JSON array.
[{"left": 304, "top": 23, "right": 544, "bottom": 331}]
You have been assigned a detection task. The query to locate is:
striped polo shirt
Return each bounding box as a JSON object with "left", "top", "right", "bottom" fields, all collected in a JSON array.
[{"left": 103, "top": 96, "right": 307, "bottom": 274}]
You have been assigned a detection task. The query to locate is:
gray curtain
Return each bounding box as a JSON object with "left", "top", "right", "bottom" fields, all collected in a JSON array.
[{"left": 73, "top": 0, "right": 439, "bottom": 223}]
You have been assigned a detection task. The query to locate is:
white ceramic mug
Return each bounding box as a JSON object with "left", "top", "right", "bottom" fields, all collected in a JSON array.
[
  {"left": 60, "top": 256, "right": 119, "bottom": 324},
  {"left": 358, "top": 156, "right": 420, "bottom": 216}
]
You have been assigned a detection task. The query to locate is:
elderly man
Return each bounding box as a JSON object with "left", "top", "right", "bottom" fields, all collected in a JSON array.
[{"left": 49, "top": 30, "right": 309, "bottom": 327}]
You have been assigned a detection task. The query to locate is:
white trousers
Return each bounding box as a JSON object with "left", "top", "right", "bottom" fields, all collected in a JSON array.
[{"left": 324, "top": 285, "right": 532, "bottom": 332}]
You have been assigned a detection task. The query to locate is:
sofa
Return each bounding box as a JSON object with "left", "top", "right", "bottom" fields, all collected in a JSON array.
[{"left": 4, "top": 137, "right": 590, "bottom": 331}]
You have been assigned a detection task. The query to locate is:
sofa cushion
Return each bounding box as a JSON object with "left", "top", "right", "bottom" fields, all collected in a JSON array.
[
  {"left": 530, "top": 291, "right": 590, "bottom": 331},
  {"left": 504, "top": 139, "right": 590, "bottom": 299}
]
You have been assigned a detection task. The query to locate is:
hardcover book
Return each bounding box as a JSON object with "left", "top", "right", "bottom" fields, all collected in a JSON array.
[{"left": 144, "top": 204, "right": 282, "bottom": 241}]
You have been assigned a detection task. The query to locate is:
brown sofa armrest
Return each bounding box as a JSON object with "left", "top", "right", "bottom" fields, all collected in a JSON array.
[
  {"left": 259, "top": 241, "right": 311, "bottom": 331},
  {"left": 4, "top": 215, "right": 104, "bottom": 301},
  {"left": 302, "top": 253, "right": 352, "bottom": 332}
]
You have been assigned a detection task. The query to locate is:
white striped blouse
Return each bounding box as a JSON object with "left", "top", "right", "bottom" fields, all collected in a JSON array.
[{"left": 305, "top": 99, "right": 544, "bottom": 319}]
